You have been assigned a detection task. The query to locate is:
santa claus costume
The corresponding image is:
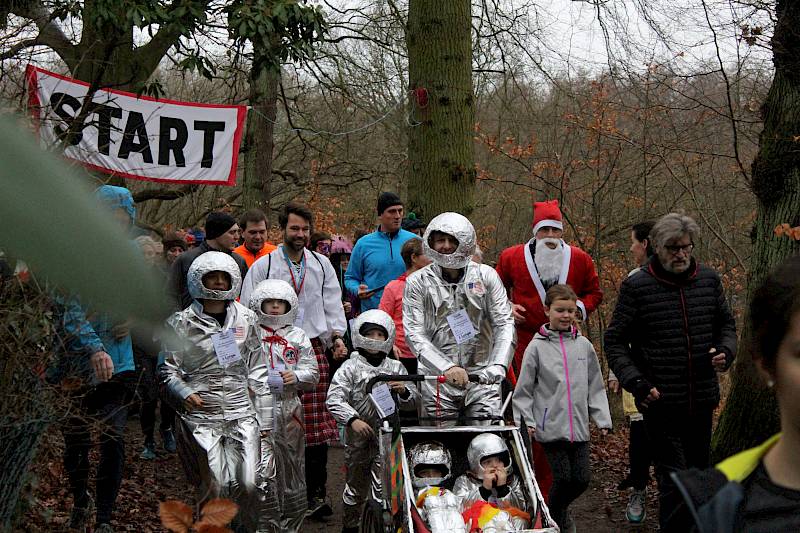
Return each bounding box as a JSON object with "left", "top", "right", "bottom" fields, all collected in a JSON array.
[{"left": 495, "top": 200, "right": 602, "bottom": 383}]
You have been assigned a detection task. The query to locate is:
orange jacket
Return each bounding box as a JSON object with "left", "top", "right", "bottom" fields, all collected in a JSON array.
[{"left": 233, "top": 242, "right": 277, "bottom": 267}]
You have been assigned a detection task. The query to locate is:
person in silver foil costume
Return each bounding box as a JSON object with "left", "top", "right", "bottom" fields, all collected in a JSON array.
[
  {"left": 248, "top": 279, "right": 320, "bottom": 533},
  {"left": 326, "top": 309, "right": 416, "bottom": 533},
  {"left": 403, "top": 212, "right": 516, "bottom": 425},
  {"left": 453, "top": 433, "right": 531, "bottom": 531},
  {"left": 159, "top": 251, "right": 261, "bottom": 531},
  {"left": 407, "top": 441, "right": 467, "bottom": 533}
]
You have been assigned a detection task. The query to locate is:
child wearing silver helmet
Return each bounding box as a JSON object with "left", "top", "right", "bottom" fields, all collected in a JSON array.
[
  {"left": 407, "top": 441, "right": 468, "bottom": 533},
  {"left": 454, "top": 433, "right": 531, "bottom": 531},
  {"left": 326, "top": 309, "right": 417, "bottom": 533},
  {"left": 249, "top": 279, "right": 320, "bottom": 533},
  {"left": 159, "top": 252, "right": 262, "bottom": 531}
]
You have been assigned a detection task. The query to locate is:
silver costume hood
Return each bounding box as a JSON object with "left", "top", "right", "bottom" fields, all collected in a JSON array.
[
  {"left": 248, "top": 278, "right": 299, "bottom": 328},
  {"left": 188, "top": 251, "right": 242, "bottom": 301},
  {"left": 423, "top": 212, "right": 476, "bottom": 270},
  {"left": 408, "top": 441, "right": 452, "bottom": 489},
  {"left": 352, "top": 309, "right": 396, "bottom": 354}
]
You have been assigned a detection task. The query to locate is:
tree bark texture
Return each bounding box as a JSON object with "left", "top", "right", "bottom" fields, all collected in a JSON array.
[
  {"left": 242, "top": 60, "right": 280, "bottom": 218},
  {"left": 406, "top": 0, "right": 476, "bottom": 219},
  {"left": 712, "top": 0, "right": 800, "bottom": 461}
]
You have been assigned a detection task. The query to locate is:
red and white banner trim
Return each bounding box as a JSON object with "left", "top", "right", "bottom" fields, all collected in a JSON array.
[{"left": 25, "top": 65, "right": 246, "bottom": 186}]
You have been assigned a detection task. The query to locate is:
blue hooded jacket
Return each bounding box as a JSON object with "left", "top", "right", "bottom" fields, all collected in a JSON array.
[
  {"left": 48, "top": 186, "right": 136, "bottom": 383},
  {"left": 344, "top": 228, "right": 418, "bottom": 310}
]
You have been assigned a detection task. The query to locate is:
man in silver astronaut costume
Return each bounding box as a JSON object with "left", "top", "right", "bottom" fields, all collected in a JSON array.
[
  {"left": 403, "top": 212, "right": 516, "bottom": 425},
  {"left": 160, "top": 252, "right": 260, "bottom": 531},
  {"left": 248, "top": 279, "right": 319, "bottom": 533},
  {"left": 453, "top": 433, "right": 530, "bottom": 531},
  {"left": 408, "top": 442, "right": 467, "bottom": 533},
  {"left": 326, "top": 309, "right": 416, "bottom": 533}
]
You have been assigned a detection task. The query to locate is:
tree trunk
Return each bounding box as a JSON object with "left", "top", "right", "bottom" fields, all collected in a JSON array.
[
  {"left": 712, "top": 0, "right": 800, "bottom": 461},
  {"left": 242, "top": 58, "right": 280, "bottom": 219},
  {"left": 406, "top": 0, "right": 475, "bottom": 219}
]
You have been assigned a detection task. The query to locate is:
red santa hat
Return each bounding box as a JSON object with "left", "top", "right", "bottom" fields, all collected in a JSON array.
[{"left": 532, "top": 199, "right": 563, "bottom": 234}]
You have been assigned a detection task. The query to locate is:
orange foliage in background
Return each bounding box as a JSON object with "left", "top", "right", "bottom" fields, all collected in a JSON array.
[
  {"left": 774, "top": 223, "right": 800, "bottom": 240},
  {"left": 159, "top": 498, "right": 238, "bottom": 533}
]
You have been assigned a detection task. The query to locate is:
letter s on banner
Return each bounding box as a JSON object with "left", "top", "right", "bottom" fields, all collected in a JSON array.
[{"left": 25, "top": 65, "right": 246, "bottom": 186}]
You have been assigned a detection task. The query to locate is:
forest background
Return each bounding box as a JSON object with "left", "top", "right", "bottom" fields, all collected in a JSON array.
[{"left": 0, "top": 0, "right": 795, "bottom": 529}]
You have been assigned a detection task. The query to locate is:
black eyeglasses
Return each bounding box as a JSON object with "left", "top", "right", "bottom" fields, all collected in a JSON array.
[{"left": 664, "top": 243, "right": 694, "bottom": 255}]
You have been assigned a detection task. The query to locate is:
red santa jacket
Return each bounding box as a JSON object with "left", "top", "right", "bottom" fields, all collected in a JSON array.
[{"left": 496, "top": 241, "right": 602, "bottom": 377}]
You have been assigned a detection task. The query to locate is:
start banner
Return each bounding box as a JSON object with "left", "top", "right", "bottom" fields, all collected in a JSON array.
[{"left": 25, "top": 65, "right": 246, "bottom": 185}]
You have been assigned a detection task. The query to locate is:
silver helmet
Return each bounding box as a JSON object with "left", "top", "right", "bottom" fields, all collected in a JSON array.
[
  {"left": 187, "top": 251, "right": 242, "bottom": 301},
  {"left": 352, "top": 309, "right": 395, "bottom": 354},
  {"left": 408, "top": 441, "right": 452, "bottom": 489},
  {"left": 422, "top": 212, "right": 476, "bottom": 269},
  {"left": 467, "top": 433, "right": 513, "bottom": 479},
  {"left": 248, "top": 279, "right": 299, "bottom": 328}
]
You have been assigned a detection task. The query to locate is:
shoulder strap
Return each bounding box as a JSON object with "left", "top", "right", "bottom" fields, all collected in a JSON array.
[{"left": 310, "top": 251, "right": 326, "bottom": 297}]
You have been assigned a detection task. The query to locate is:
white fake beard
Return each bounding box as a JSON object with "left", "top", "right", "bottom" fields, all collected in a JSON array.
[{"left": 535, "top": 238, "right": 563, "bottom": 284}]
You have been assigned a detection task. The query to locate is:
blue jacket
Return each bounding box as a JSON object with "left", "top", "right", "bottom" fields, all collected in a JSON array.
[
  {"left": 344, "top": 228, "right": 418, "bottom": 310},
  {"left": 49, "top": 294, "right": 135, "bottom": 384}
]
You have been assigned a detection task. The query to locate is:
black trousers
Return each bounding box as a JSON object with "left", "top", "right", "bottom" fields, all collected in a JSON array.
[
  {"left": 61, "top": 378, "right": 130, "bottom": 524},
  {"left": 135, "top": 354, "right": 175, "bottom": 444},
  {"left": 306, "top": 443, "right": 329, "bottom": 501},
  {"left": 619, "top": 419, "right": 652, "bottom": 491},
  {"left": 541, "top": 440, "right": 591, "bottom": 528},
  {"left": 643, "top": 404, "right": 713, "bottom": 532}
]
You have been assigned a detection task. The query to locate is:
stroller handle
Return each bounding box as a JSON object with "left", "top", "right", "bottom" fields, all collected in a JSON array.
[{"left": 366, "top": 373, "right": 485, "bottom": 394}]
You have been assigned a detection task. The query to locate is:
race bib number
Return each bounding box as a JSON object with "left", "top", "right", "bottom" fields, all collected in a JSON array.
[
  {"left": 211, "top": 330, "right": 242, "bottom": 367},
  {"left": 370, "top": 382, "right": 396, "bottom": 418},
  {"left": 267, "top": 370, "right": 284, "bottom": 393},
  {"left": 446, "top": 309, "right": 477, "bottom": 344}
]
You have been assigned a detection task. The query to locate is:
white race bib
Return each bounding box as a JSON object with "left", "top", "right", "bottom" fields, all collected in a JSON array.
[
  {"left": 211, "top": 330, "right": 242, "bottom": 367},
  {"left": 370, "top": 382, "right": 396, "bottom": 418},
  {"left": 446, "top": 309, "right": 477, "bottom": 344}
]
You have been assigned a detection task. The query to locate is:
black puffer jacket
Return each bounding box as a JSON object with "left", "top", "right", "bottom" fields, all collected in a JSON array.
[{"left": 604, "top": 256, "right": 736, "bottom": 411}]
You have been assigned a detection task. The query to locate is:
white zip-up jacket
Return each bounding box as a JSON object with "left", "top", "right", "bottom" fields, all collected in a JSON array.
[{"left": 513, "top": 325, "right": 611, "bottom": 443}]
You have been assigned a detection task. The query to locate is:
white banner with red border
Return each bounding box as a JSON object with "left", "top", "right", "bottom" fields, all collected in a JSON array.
[{"left": 25, "top": 65, "right": 246, "bottom": 186}]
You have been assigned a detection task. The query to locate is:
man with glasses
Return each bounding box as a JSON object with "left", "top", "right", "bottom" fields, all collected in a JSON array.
[{"left": 604, "top": 212, "right": 737, "bottom": 532}]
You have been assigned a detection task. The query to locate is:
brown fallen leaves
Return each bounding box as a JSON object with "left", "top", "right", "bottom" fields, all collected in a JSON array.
[{"left": 159, "top": 498, "right": 238, "bottom": 533}]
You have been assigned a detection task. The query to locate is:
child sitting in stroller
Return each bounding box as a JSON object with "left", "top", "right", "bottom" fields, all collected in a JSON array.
[{"left": 454, "top": 434, "right": 531, "bottom": 531}]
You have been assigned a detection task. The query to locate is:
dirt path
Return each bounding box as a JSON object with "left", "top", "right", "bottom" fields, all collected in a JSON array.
[{"left": 25, "top": 421, "right": 658, "bottom": 532}]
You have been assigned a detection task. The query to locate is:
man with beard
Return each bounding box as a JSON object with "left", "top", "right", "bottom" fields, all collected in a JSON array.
[
  {"left": 496, "top": 199, "right": 603, "bottom": 383},
  {"left": 604, "top": 213, "right": 736, "bottom": 531},
  {"left": 240, "top": 202, "right": 348, "bottom": 519}
]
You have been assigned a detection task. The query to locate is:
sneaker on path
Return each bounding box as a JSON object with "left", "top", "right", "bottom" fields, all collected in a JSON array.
[
  {"left": 140, "top": 444, "right": 157, "bottom": 460},
  {"left": 626, "top": 488, "right": 647, "bottom": 524},
  {"left": 95, "top": 523, "right": 115, "bottom": 533},
  {"left": 307, "top": 497, "right": 333, "bottom": 520},
  {"left": 161, "top": 428, "right": 177, "bottom": 453},
  {"left": 68, "top": 493, "right": 94, "bottom": 531}
]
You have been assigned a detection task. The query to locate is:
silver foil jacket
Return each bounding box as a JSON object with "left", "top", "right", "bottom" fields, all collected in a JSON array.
[
  {"left": 403, "top": 262, "right": 516, "bottom": 378},
  {"left": 415, "top": 487, "right": 468, "bottom": 533},
  {"left": 453, "top": 475, "right": 531, "bottom": 531},
  {"left": 251, "top": 321, "right": 319, "bottom": 533},
  {"left": 159, "top": 300, "right": 261, "bottom": 530}
]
